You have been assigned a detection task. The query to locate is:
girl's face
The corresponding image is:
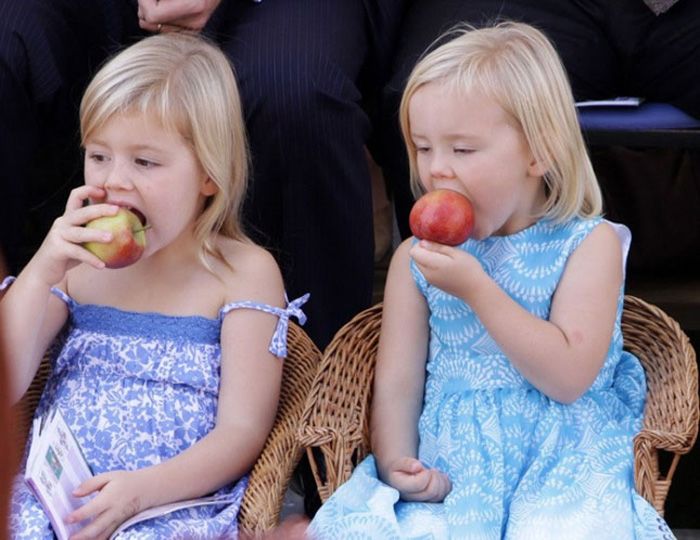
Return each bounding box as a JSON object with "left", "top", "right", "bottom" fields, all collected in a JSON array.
[
  {"left": 408, "top": 82, "right": 546, "bottom": 239},
  {"left": 83, "top": 112, "right": 217, "bottom": 259}
]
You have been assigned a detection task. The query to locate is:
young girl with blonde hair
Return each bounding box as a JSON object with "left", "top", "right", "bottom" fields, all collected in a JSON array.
[
  {"left": 308, "top": 22, "right": 672, "bottom": 539},
  {"left": 2, "top": 32, "right": 307, "bottom": 539}
]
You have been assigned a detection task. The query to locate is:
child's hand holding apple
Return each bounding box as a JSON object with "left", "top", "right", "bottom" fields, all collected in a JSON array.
[{"left": 409, "top": 189, "right": 486, "bottom": 298}]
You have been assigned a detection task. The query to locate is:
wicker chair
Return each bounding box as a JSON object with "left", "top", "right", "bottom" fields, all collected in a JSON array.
[
  {"left": 298, "top": 296, "right": 699, "bottom": 515},
  {"left": 12, "top": 321, "right": 321, "bottom": 536}
]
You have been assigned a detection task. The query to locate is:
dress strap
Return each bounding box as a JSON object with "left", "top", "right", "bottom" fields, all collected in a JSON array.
[
  {"left": 0, "top": 275, "right": 13, "bottom": 291},
  {"left": 0, "top": 276, "right": 76, "bottom": 309},
  {"left": 219, "top": 293, "right": 310, "bottom": 358}
]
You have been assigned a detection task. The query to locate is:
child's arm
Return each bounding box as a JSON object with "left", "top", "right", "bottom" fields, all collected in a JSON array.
[
  {"left": 410, "top": 222, "right": 622, "bottom": 404},
  {"left": 0, "top": 186, "right": 119, "bottom": 402},
  {"left": 66, "top": 246, "right": 286, "bottom": 539},
  {"left": 371, "top": 239, "right": 452, "bottom": 502}
]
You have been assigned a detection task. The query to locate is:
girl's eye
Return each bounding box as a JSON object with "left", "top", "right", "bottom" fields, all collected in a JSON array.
[
  {"left": 454, "top": 148, "right": 473, "bottom": 154},
  {"left": 88, "top": 153, "right": 108, "bottom": 163},
  {"left": 135, "top": 158, "right": 157, "bottom": 168},
  {"left": 415, "top": 146, "right": 431, "bottom": 154}
]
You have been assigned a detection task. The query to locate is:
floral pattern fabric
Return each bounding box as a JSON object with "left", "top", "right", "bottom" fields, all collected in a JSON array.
[
  {"left": 5, "top": 279, "right": 306, "bottom": 539},
  {"left": 308, "top": 218, "right": 674, "bottom": 540}
]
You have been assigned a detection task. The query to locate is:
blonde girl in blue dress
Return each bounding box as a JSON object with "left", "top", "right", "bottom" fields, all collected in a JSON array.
[
  {"left": 307, "top": 22, "right": 673, "bottom": 539},
  {"left": 2, "top": 32, "right": 307, "bottom": 539}
]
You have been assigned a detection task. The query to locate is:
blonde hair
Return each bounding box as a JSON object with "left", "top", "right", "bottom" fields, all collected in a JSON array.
[
  {"left": 399, "top": 21, "right": 602, "bottom": 221},
  {"left": 80, "top": 31, "right": 250, "bottom": 268}
]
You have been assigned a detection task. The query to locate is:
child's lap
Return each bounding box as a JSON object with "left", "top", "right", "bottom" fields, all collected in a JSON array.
[
  {"left": 9, "top": 476, "right": 54, "bottom": 540},
  {"left": 9, "top": 472, "right": 245, "bottom": 539},
  {"left": 422, "top": 385, "right": 636, "bottom": 472},
  {"left": 309, "top": 453, "right": 639, "bottom": 540}
]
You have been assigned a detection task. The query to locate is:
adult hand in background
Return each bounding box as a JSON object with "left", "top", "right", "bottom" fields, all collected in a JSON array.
[{"left": 137, "top": 0, "right": 222, "bottom": 33}]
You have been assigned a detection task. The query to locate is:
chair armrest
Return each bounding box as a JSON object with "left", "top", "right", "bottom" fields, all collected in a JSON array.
[
  {"left": 297, "top": 304, "right": 383, "bottom": 502},
  {"left": 623, "top": 295, "right": 699, "bottom": 514},
  {"left": 12, "top": 356, "right": 52, "bottom": 454},
  {"left": 238, "top": 322, "right": 322, "bottom": 534}
]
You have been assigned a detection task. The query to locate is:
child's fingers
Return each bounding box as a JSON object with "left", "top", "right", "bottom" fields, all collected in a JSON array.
[
  {"left": 422, "top": 470, "right": 452, "bottom": 502},
  {"left": 64, "top": 185, "right": 106, "bottom": 213},
  {"left": 391, "top": 456, "right": 425, "bottom": 475},
  {"left": 408, "top": 245, "right": 433, "bottom": 268},
  {"left": 68, "top": 508, "right": 117, "bottom": 540},
  {"left": 409, "top": 241, "right": 450, "bottom": 264},
  {"left": 387, "top": 458, "right": 432, "bottom": 500},
  {"left": 396, "top": 469, "right": 432, "bottom": 500},
  {"left": 66, "top": 495, "right": 103, "bottom": 526},
  {"left": 81, "top": 202, "right": 120, "bottom": 219},
  {"left": 63, "top": 225, "right": 113, "bottom": 247},
  {"left": 72, "top": 474, "right": 109, "bottom": 498},
  {"left": 399, "top": 468, "right": 452, "bottom": 502},
  {"left": 69, "top": 244, "right": 108, "bottom": 270},
  {"left": 62, "top": 187, "right": 119, "bottom": 229},
  {"left": 41, "top": 219, "right": 110, "bottom": 270},
  {"left": 418, "top": 240, "right": 455, "bottom": 254},
  {"left": 72, "top": 203, "right": 120, "bottom": 226}
]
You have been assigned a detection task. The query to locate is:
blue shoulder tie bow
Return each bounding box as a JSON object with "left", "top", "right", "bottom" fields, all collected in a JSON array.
[
  {"left": 219, "top": 293, "right": 310, "bottom": 358},
  {"left": 268, "top": 293, "right": 310, "bottom": 357}
]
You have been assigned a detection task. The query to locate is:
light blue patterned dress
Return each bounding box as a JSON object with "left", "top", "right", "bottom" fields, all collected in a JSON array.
[
  {"left": 308, "top": 217, "right": 674, "bottom": 540},
  {"left": 3, "top": 276, "right": 307, "bottom": 539}
]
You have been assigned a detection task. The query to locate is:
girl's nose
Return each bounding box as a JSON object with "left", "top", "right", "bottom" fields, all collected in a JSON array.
[
  {"left": 429, "top": 154, "right": 454, "bottom": 179},
  {"left": 103, "top": 161, "right": 134, "bottom": 191}
]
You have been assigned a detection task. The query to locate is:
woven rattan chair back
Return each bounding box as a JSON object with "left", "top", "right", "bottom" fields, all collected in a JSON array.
[
  {"left": 12, "top": 321, "right": 321, "bottom": 534},
  {"left": 298, "top": 296, "right": 698, "bottom": 515},
  {"left": 622, "top": 296, "right": 699, "bottom": 514}
]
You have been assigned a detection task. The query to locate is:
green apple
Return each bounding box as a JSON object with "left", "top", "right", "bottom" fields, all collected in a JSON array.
[{"left": 83, "top": 208, "right": 147, "bottom": 268}]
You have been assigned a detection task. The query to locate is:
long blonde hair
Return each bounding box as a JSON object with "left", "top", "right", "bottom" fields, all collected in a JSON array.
[
  {"left": 80, "top": 32, "right": 250, "bottom": 268},
  {"left": 400, "top": 21, "right": 602, "bottom": 221}
]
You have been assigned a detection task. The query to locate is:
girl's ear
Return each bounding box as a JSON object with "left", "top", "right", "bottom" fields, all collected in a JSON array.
[
  {"left": 200, "top": 176, "right": 219, "bottom": 197},
  {"left": 527, "top": 155, "right": 548, "bottom": 178}
]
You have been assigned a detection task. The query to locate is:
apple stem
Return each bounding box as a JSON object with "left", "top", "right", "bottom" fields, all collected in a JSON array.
[{"left": 133, "top": 224, "right": 152, "bottom": 234}]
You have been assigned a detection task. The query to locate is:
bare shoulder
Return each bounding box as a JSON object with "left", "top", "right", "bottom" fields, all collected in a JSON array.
[
  {"left": 384, "top": 238, "right": 423, "bottom": 304},
  {"left": 215, "top": 237, "right": 285, "bottom": 307},
  {"left": 396, "top": 237, "right": 415, "bottom": 255},
  {"left": 573, "top": 221, "right": 622, "bottom": 264},
  {"left": 217, "top": 237, "right": 280, "bottom": 274},
  {"left": 557, "top": 220, "right": 624, "bottom": 301},
  {"left": 389, "top": 238, "right": 414, "bottom": 268}
]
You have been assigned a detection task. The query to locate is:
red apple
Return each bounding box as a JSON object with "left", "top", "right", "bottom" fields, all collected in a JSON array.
[
  {"left": 83, "top": 208, "right": 147, "bottom": 268},
  {"left": 409, "top": 189, "right": 474, "bottom": 245}
]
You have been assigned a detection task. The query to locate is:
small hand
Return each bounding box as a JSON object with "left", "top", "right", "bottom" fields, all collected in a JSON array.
[
  {"left": 66, "top": 469, "right": 150, "bottom": 540},
  {"left": 137, "top": 0, "right": 222, "bottom": 33},
  {"left": 385, "top": 456, "right": 452, "bottom": 503},
  {"left": 409, "top": 240, "right": 484, "bottom": 299},
  {"left": 28, "top": 186, "right": 119, "bottom": 287}
]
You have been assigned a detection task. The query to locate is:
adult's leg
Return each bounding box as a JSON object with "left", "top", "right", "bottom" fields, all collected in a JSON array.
[
  {"left": 215, "top": 0, "right": 381, "bottom": 349},
  {"left": 379, "top": 0, "right": 618, "bottom": 237},
  {"left": 0, "top": 0, "right": 141, "bottom": 274},
  {"left": 595, "top": 0, "right": 700, "bottom": 280},
  {"left": 614, "top": 0, "right": 700, "bottom": 118}
]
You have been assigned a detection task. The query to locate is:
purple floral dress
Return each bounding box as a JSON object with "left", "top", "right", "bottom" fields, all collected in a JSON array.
[{"left": 2, "top": 276, "right": 307, "bottom": 539}]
